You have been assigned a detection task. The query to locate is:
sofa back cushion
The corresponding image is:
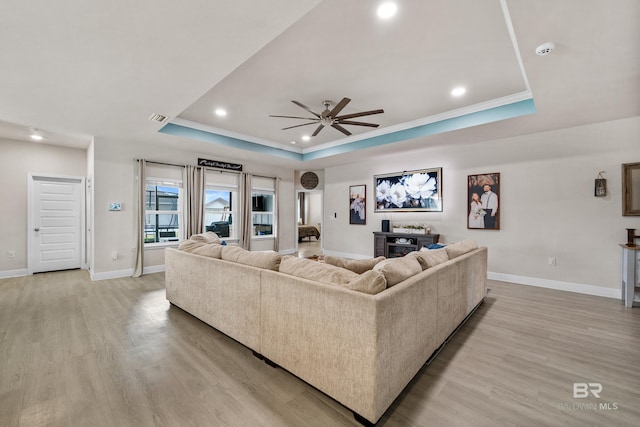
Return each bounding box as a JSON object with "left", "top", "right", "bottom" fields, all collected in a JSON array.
[
  {"left": 279, "top": 256, "right": 387, "bottom": 294},
  {"left": 221, "top": 246, "right": 282, "bottom": 271},
  {"left": 323, "top": 255, "right": 386, "bottom": 274},
  {"left": 373, "top": 256, "right": 422, "bottom": 287},
  {"left": 411, "top": 248, "right": 449, "bottom": 270},
  {"left": 189, "top": 231, "right": 222, "bottom": 244},
  {"left": 445, "top": 239, "right": 478, "bottom": 259}
]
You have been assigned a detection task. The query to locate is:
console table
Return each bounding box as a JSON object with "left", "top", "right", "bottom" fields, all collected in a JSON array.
[
  {"left": 374, "top": 232, "right": 440, "bottom": 258},
  {"left": 620, "top": 244, "right": 640, "bottom": 308}
]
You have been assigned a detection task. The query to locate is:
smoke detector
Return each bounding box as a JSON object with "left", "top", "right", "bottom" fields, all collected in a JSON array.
[{"left": 535, "top": 42, "right": 555, "bottom": 56}]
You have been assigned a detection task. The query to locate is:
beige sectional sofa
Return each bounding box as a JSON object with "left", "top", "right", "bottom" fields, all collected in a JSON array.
[{"left": 165, "top": 234, "right": 487, "bottom": 425}]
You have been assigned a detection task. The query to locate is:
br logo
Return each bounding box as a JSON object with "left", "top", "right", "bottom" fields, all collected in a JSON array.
[{"left": 573, "top": 383, "right": 602, "bottom": 398}]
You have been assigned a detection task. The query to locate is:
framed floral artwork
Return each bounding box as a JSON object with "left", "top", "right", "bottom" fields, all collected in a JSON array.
[
  {"left": 349, "top": 185, "right": 366, "bottom": 224},
  {"left": 374, "top": 168, "right": 442, "bottom": 212},
  {"left": 468, "top": 173, "right": 500, "bottom": 230}
]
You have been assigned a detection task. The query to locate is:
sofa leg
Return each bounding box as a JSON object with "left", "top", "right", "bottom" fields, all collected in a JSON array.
[
  {"left": 264, "top": 358, "right": 278, "bottom": 368},
  {"left": 252, "top": 351, "right": 264, "bottom": 360},
  {"left": 353, "top": 412, "right": 375, "bottom": 426}
]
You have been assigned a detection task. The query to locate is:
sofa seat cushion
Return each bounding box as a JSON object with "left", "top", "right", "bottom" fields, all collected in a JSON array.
[
  {"left": 445, "top": 239, "right": 478, "bottom": 259},
  {"left": 323, "top": 255, "right": 386, "bottom": 274},
  {"left": 411, "top": 248, "right": 449, "bottom": 270},
  {"left": 221, "top": 246, "right": 282, "bottom": 271},
  {"left": 373, "top": 256, "right": 422, "bottom": 287},
  {"left": 279, "top": 256, "right": 387, "bottom": 294}
]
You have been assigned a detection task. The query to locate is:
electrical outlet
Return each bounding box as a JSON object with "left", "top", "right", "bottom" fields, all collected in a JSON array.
[
  {"left": 7, "top": 250, "right": 15, "bottom": 258},
  {"left": 112, "top": 251, "right": 118, "bottom": 261},
  {"left": 548, "top": 257, "right": 557, "bottom": 266}
]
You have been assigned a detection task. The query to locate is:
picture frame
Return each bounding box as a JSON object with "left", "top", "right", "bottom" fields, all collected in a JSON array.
[
  {"left": 349, "top": 185, "right": 366, "bottom": 224},
  {"left": 374, "top": 168, "right": 442, "bottom": 212},
  {"left": 468, "top": 172, "right": 500, "bottom": 230}
]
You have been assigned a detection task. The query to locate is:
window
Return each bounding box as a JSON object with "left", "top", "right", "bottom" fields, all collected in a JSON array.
[
  {"left": 144, "top": 180, "right": 182, "bottom": 244},
  {"left": 252, "top": 192, "right": 274, "bottom": 236},
  {"left": 205, "top": 170, "right": 239, "bottom": 240},
  {"left": 204, "top": 187, "right": 237, "bottom": 238}
]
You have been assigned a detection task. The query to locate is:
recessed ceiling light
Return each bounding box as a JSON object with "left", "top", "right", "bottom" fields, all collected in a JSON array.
[
  {"left": 215, "top": 108, "right": 227, "bottom": 117},
  {"left": 302, "top": 135, "right": 311, "bottom": 142},
  {"left": 30, "top": 134, "right": 43, "bottom": 141},
  {"left": 451, "top": 86, "right": 466, "bottom": 97},
  {"left": 290, "top": 141, "right": 297, "bottom": 145},
  {"left": 377, "top": 2, "right": 397, "bottom": 19}
]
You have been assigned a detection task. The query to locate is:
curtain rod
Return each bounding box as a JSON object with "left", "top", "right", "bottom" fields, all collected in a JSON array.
[{"left": 134, "top": 158, "right": 277, "bottom": 180}]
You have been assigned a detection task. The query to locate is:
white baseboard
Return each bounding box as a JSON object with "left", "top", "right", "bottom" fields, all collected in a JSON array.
[
  {"left": 90, "top": 265, "right": 165, "bottom": 281},
  {"left": 0, "top": 268, "right": 29, "bottom": 279},
  {"left": 488, "top": 272, "right": 620, "bottom": 299}
]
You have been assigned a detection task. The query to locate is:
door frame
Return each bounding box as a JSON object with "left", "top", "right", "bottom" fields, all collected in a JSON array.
[
  {"left": 295, "top": 189, "right": 323, "bottom": 253},
  {"left": 27, "top": 173, "right": 87, "bottom": 275}
]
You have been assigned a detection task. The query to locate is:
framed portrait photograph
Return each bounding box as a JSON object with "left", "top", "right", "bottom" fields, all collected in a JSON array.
[
  {"left": 374, "top": 168, "right": 442, "bottom": 212},
  {"left": 349, "top": 185, "right": 366, "bottom": 224},
  {"left": 468, "top": 173, "right": 500, "bottom": 230}
]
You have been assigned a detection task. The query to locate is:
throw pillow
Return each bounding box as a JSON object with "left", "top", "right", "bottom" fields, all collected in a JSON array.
[
  {"left": 445, "top": 238, "right": 478, "bottom": 259},
  {"left": 345, "top": 270, "right": 387, "bottom": 294},
  {"left": 373, "top": 256, "right": 422, "bottom": 287},
  {"left": 323, "top": 255, "right": 386, "bottom": 274},
  {"left": 413, "top": 248, "right": 449, "bottom": 269}
]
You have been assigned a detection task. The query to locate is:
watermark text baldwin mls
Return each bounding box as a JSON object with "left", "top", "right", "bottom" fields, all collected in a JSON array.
[{"left": 557, "top": 383, "right": 618, "bottom": 411}]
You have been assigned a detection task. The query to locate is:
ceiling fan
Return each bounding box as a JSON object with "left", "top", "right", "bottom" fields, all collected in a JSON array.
[{"left": 269, "top": 97, "right": 384, "bottom": 137}]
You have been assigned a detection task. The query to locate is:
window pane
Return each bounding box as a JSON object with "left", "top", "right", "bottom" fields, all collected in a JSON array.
[
  {"left": 253, "top": 213, "right": 273, "bottom": 236},
  {"left": 146, "top": 185, "right": 179, "bottom": 211},
  {"left": 144, "top": 213, "right": 180, "bottom": 243},
  {"left": 204, "top": 189, "right": 236, "bottom": 238}
]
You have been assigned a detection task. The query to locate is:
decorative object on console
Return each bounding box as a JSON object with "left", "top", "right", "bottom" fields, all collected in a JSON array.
[
  {"left": 392, "top": 224, "right": 431, "bottom": 234},
  {"left": 627, "top": 228, "right": 638, "bottom": 247},
  {"left": 381, "top": 219, "right": 390, "bottom": 232},
  {"left": 349, "top": 185, "right": 366, "bottom": 225},
  {"left": 374, "top": 168, "right": 442, "bottom": 212},
  {"left": 468, "top": 172, "right": 500, "bottom": 230},
  {"left": 594, "top": 171, "right": 607, "bottom": 197}
]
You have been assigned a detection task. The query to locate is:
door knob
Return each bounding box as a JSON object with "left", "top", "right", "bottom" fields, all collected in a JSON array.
[{"left": 34, "top": 227, "right": 40, "bottom": 232}]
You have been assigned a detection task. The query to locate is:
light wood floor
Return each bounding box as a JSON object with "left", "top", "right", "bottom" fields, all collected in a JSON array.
[{"left": 1, "top": 270, "right": 639, "bottom": 427}]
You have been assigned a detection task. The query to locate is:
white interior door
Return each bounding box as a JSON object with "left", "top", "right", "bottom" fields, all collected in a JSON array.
[{"left": 30, "top": 175, "right": 83, "bottom": 273}]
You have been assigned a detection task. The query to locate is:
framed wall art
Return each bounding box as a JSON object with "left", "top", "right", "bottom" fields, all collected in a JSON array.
[
  {"left": 349, "top": 184, "right": 366, "bottom": 224},
  {"left": 374, "top": 168, "right": 442, "bottom": 212},
  {"left": 468, "top": 172, "right": 500, "bottom": 230}
]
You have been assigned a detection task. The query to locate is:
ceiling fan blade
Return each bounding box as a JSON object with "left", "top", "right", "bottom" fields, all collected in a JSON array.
[
  {"left": 269, "top": 114, "right": 319, "bottom": 120},
  {"left": 311, "top": 124, "right": 324, "bottom": 136},
  {"left": 338, "top": 120, "right": 380, "bottom": 128},
  {"left": 329, "top": 97, "right": 351, "bottom": 117},
  {"left": 336, "top": 109, "right": 384, "bottom": 120},
  {"left": 292, "top": 100, "right": 320, "bottom": 118},
  {"left": 331, "top": 123, "right": 352, "bottom": 136},
  {"left": 282, "top": 122, "right": 317, "bottom": 130}
]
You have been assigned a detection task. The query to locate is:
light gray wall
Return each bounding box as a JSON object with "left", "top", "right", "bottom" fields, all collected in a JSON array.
[
  {"left": 0, "top": 139, "right": 87, "bottom": 275},
  {"left": 322, "top": 116, "right": 640, "bottom": 292}
]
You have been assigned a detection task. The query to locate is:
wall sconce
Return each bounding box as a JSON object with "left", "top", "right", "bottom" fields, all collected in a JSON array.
[{"left": 594, "top": 171, "right": 607, "bottom": 197}]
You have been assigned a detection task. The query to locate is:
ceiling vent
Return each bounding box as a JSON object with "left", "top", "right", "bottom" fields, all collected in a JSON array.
[{"left": 148, "top": 113, "right": 168, "bottom": 123}]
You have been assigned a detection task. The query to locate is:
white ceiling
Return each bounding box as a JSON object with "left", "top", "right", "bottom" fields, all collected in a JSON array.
[{"left": 0, "top": 0, "right": 638, "bottom": 170}]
